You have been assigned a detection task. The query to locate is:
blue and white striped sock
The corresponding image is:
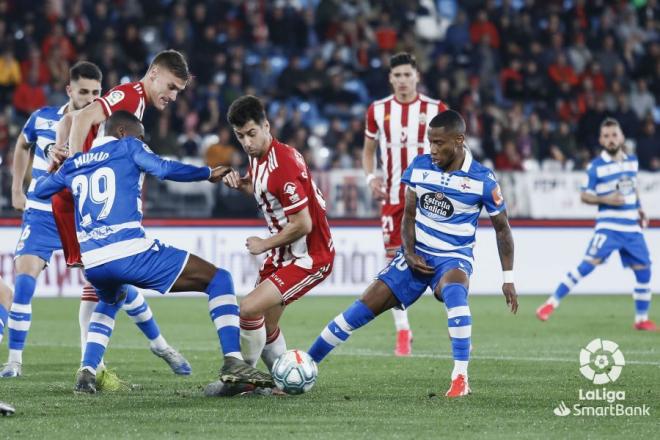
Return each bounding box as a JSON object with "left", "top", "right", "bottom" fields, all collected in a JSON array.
[
  {"left": 308, "top": 300, "right": 375, "bottom": 363},
  {"left": 82, "top": 300, "right": 121, "bottom": 374},
  {"left": 0, "top": 304, "right": 8, "bottom": 345},
  {"left": 633, "top": 268, "right": 652, "bottom": 323},
  {"left": 443, "top": 283, "right": 471, "bottom": 380},
  {"left": 206, "top": 269, "right": 242, "bottom": 359},
  {"left": 121, "top": 286, "right": 168, "bottom": 351},
  {"left": 550, "top": 261, "right": 595, "bottom": 306},
  {"left": 7, "top": 274, "right": 37, "bottom": 364}
]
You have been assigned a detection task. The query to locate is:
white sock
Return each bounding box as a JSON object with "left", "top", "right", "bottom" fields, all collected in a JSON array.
[
  {"left": 149, "top": 335, "right": 169, "bottom": 352},
  {"left": 547, "top": 297, "right": 560, "bottom": 308},
  {"left": 240, "top": 317, "right": 266, "bottom": 367},
  {"left": 261, "top": 327, "right": 287, "bottom": 371},
  {"left": 391, "top": 308, "right": 410, "bottom": 331},
  {"left": 79, "top": 298, "right": 98, "bottom": 362},
  {"left": 8, "top": 349, "right": 22, "bottom": 364},
  {"left": 452, "top": 360, "right": 469, "bottom": 380}
]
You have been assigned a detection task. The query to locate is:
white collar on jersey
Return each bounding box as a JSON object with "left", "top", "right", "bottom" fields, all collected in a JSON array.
[
  {"left": 460, "top": 146, "right": 473, "bottom": 172},
  {"left": 600, "top": 150, "right": 628, "bottom": 163},
  {"left": 91, "top": 135, "right": 118, "bottom": 149},
  {"left": 57, "top": 104, "right": 68, "bottom": 115}
]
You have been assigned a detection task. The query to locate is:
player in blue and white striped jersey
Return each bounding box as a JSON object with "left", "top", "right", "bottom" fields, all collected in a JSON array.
[
  {"left": 308, "top": 110, "right": 518, "bottom": 397},
  {"left": 34, "top": 111, "right": 273, "bottom": 393},
  {"left": 537, "top": 118, "right": 655, "bottom": 330},
  {"left": 1, "top": 62, "right": 191, "bottom": 380}
]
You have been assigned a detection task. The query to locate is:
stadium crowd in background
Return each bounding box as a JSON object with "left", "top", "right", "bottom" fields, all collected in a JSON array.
[{"left": 0, "top": 0, "right": 658, "bottom": 190}]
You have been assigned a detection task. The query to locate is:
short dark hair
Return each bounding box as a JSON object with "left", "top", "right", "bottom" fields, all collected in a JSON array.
[
  {"left": 390, "top": 52, "right": 417, "bottom": 70},
  {"left": 429, "top": 110, "right": 466, "bottom": 134},
  {"left": 600, "top": 117, "right": 620, "bottom": 129},
  {"left": 149, "top": 49, "right": 191, "bottom": 82},
  {"left": 227, "top": 95, "right": 267, "bottom": 127},
  {"left": 105, "top": 110, "right": 143, "bottom": 137},
  {"left": 69, "top": 61, "right": 102, "bottom": 82}
]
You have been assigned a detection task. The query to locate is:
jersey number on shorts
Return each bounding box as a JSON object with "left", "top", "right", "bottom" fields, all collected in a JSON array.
[
  {"left": 587, "top": 233, "right": 608, "bottom": 256},
  {"left": 71, "top": 167, "right": 116, "bottom": 227}
]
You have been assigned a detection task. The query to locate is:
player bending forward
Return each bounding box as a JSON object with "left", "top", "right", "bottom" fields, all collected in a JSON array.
[
  {"left": 308, "top": 110, "right": 518, "bottom": 397},
  {"left": 537, "top": 118, "right": 656, "bottom": 330},
  {"left": 205, "top": 95, "right": 334, "bottom": 396},
  {"left": 34, "top": 111, "right": 273, "bottom": 393}
]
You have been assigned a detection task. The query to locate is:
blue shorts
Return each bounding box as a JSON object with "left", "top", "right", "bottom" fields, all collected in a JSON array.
[
  {"left": 84, "top": 240, "right": 189, "bottom": 304},
  {"left": 585, "top": 229, "right": 651, "bottom": 268},
  {"left": 14, "top": 209, "right": 62, "bottom": 263},
  {"left": 377, "top": 249, "right": 473, "bottom": 309}
]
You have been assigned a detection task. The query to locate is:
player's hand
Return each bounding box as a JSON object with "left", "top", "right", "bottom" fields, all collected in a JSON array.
[
  {"left": 404, "top": 252, "right": 434, "bottom": 276},
  {"left": 11, "top": 190, "right": 26, "bottom": 211},
  {"left": 639, "top": 209, "right": 649, "bottom": 229},
  {"left": 502, "top": 283, "right": 518, "bottom": 314},
  {"left": 601, "top": 192, "right": 625, "bottom": 206},
  {"left": 47, "top": 144, "right": 69, "bottom": 172},
  {"left": 208, "top": 166, "right": 232, "bottom": 183},
  {"left": 369, "top": 176, "right": 387, "bottom": 201},
  {"left": 246, "top": 236, "right": 267, "bottom": 255},
  {"left": 223, "top": 169, "right": 250, "bottom": 190}
]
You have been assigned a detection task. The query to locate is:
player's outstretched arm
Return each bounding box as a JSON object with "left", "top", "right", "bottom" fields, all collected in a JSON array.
[
  {"left": 11, "top": 133, "right": 32, "bottom": 211},
  {"left": 245, "top": 207, "right": 313, "bottom": 255},
  {"left": 490, "top": 210, "right": 518, "bottom": 314},
  {"left": 131, "top": 140, "right": 220, "bottom": 182},
  {"left": 401, "top": 187, "right": 434, "bottom": 276},
  {"left": 69, "top": 101, "right": 106, "bottom": 154}
]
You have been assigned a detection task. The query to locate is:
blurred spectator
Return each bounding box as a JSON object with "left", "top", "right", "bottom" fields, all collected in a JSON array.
[
  {"left": 470, "top": 9, "right": 499, "bottom": 49},
  {"left": 20, "top": 45, "right": 49, "bottom": 86},
  {"left": 629, "top": 79, "right": 655, "bottom": 120},
  {"left": 41, "top": 22, "right": 76, "bottom": 63},
  {"left": 495, "top": 139, "right": 524, "bottom": 171},
  {"left": 0, "top": 44, "right": 21, "bottom": 107},
  {"left": 12, "top": 69, "right": 46, "bottom": 119},
  {"left": 636, "top": 118, "right": 660, "bottom": 171}
]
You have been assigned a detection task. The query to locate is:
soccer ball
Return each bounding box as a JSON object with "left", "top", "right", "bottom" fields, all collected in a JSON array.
[{"left": 271, "top": 349, "right": 318, "bottom": 395}]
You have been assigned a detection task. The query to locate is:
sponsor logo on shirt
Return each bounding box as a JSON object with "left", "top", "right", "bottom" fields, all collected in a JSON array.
[{"left": 420, "top": 192, "right": 454, "bottom": 219}]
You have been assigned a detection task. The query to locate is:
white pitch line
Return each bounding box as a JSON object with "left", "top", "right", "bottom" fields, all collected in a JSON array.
[{"left": 16, "top": 342, "right": 660, "bottom": 367}]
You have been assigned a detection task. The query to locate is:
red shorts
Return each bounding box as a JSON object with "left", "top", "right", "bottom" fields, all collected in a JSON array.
[
  {"left": 52, "top": 189, "right": 83, "bottom": 266},
  {"left": 381, "top": 203, "right": 404, "bottom": 256},
  {"left": 259, "top": 260, "right": 333, "bottom": 306}
]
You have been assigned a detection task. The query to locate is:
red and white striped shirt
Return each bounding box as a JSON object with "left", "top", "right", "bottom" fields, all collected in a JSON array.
[
  {"left": 365, "top": 93, "right": 448, "bottom": 205},
  {"left": 250, "top": 138, "right": 334, "bottom": 269},
  {"left": 83, "top": 81, "right": 147, "bottom": 153}
]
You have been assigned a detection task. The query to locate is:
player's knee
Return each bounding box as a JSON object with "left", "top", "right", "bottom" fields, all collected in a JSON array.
[
  {"left": 205, "top": 268, "right": 235, "bottom": 296},
  {"left": 239, "top": 299, "right": 259, "bottom": 319},
  {"left": 633, "top": 266, "right": 651, "bottom": 283}
]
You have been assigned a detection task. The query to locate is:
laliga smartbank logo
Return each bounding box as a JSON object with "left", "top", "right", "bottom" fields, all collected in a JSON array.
[
  {"left": 553, "top": 338, "right": 651, "bottom": 417},
  {"left": 579, "top": 338, "right": 625, "bottom": 384}
]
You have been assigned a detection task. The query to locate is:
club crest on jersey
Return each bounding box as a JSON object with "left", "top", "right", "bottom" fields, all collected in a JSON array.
[
  {"left": 420, "top": 192, "right": 454, "bottom": 219},
  {"left": 418, "top": 113, "right": 426, "bottom": 125},
  {"left": 105, "top": 90, "right": 125, "bottom": 106},
  {"left": 460, "top": 177, "right": 471, "bottom": 191},
  {"left": 284, "top": 182, "right": 300, "bottom": 203},
  {"left": 616, "top": 177, "right": 635, "bottom": 195},
  {"left": 400, "top": 131, "right": 408, "bottom": 143}
]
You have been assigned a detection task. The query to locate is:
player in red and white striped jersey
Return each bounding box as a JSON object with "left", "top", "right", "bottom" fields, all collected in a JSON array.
[
  {"left": 222, "top": 96, "right": 334, "bottom": 378},
  {"left": 363, "top": 52, "right": 448, "bottom": 356}
]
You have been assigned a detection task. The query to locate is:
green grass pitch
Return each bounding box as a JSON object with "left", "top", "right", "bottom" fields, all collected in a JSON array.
[{"left": 0, "top": 295, "right": 658, "bottom": 439}]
